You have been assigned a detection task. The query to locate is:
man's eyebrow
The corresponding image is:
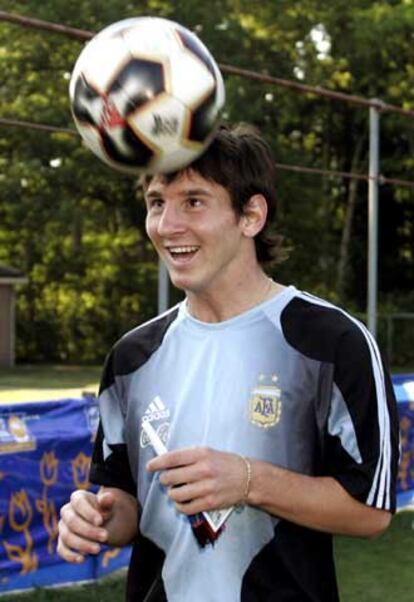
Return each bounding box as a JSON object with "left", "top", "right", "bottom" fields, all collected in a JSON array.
[
  {"left": 145, "top": 187, "right": 213, "bottom": 199},
  {"left": 145, "top": 189, "right": 163, "bottom": 200},
  {"left": 181, "top": 188, "right": 213, "bottom": 198}
]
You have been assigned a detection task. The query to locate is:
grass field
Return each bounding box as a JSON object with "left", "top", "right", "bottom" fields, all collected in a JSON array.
[
  {"left": 336, "top": 511, "right": 414, "bottom": 601},
  {"left": 0, "top": 572, "right": 126, "bottom": 601},
  {"left": 0, "top": 364, "right": 101, "bottom": 403},
  {"left": 0, "top": 364, "right": 413, "bottom": 600}
]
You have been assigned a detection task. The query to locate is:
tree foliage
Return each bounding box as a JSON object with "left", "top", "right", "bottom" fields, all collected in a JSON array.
[{"left": 0, "top": 0, "right": 413, "bottom": 364}]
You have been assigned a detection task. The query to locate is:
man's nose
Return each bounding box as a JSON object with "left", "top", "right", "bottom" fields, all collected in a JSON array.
[{"left": 157, "top": 204, "right": 186, "bottom": 236}]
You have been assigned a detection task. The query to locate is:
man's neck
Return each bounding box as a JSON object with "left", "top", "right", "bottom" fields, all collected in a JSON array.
[{"left": 185, "top": 274, "right": 285, "bottom": 323}]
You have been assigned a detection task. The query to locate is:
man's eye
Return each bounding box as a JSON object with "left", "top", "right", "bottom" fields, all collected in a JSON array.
[
  {"left": 147, "top": 199, "right": 164, "bottom": 210},
  {"left": 188, "top": 198, "right": 202, "bottom": 207}
]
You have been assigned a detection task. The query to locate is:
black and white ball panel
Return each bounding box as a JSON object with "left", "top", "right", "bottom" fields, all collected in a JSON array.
[{"left": 69, "top": 17, "right": 225, "bottom": 174}]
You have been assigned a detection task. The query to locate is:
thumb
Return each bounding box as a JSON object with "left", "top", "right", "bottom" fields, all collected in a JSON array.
[{"left": 96, "top": 490, "right": 116, "bottom": 521}]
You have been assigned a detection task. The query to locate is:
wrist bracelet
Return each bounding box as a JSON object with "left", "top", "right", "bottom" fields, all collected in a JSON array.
[{"left": 239, "top": 455, "right": 252, "bottom": 503}]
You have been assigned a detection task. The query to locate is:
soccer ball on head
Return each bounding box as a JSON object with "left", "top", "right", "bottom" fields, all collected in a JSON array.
[{"left": 69, "top": 17, "right": 225, "bottom": 175}]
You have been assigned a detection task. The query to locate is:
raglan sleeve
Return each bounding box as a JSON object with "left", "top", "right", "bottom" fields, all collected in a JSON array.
[
  {"left": 323, "top": 322, "right": 400, "bottom": 512},
  {"left": 89, "top": 348, "right": 137, "bottom": 496}
]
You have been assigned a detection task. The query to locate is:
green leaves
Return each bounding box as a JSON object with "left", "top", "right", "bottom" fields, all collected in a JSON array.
[{"left": 0, "top": 0, "right": 413, "bottom": 364}]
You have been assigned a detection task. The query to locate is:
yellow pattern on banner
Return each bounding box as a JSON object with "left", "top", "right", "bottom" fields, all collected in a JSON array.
[
  {"left": 0, "top": 399, "right": 131, "bottom": 592},
  {"left": 72, "top": 452, "right": 91, "bottom": 490},
  {"left": 35, "top": 452, "right": 59, "bottom": 555},
  {"left": 398, "top": 415, "right": 413, "bottom": 490},
  {"left": 3, "top": 490, "right": 38, "bottom": 574},
  {"left": 1, "top": 449, "right": 123, "bottom": 578},
  {"left": 102, "top": 548, "right": 121, "bottom": 567}
]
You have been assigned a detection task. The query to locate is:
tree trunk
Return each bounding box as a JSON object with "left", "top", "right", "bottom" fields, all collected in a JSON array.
[{"left": 336, "top": 136, "right": 365, "bottom": 299}]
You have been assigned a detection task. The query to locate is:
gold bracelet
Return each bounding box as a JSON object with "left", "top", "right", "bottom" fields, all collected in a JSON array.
[{"left": 239, "top": 455, "right": 252, "bottom": 503}]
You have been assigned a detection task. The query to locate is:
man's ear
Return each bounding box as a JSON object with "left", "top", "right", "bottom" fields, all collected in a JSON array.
[{"left": 240, "top": 194, "right": 268, "bottom": 238}]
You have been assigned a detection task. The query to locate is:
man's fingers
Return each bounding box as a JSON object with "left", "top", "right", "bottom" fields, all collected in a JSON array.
[
  {"left": 69, "top": 490, "right": 115, "bottom": 527},
  {"left": 58, "top": 519, "right": 102, "bottom": 558},
  {"left": 174, "top": 496, "right": 217, "bottom": 516},
  {"left": 154, "top": 449, "right": 215, "bottom": 488},
  {"left": 167, "top": 481, "right": 209, "bottom": 504},
  {"left": 96, "top": 490, "right": 116, "bottom": 521},
  {"left": 146, "top": 447, "right": 246, "bottom": 514},
  {"left": 147, "top": 446, "right": 210, "bottom": 472},
  {"left": 158, "top": 463, "right": 204, "bottom": 487},
  {"left": 57, "top": 489, "right": 118, "bottom": 564},
  {"left": 56, "top": 537, "right": 85, "bottom": 564},
  {"left": 59, "top": 503, "right": 108, "bottom": 544},
  {"left": 69, "top": 490, "right": 104, "bottom": 526}
]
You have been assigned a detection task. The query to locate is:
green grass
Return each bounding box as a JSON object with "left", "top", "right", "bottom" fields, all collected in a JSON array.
[
  {"left": 0, "top": 364, "right": 101, "bottom": 403},
  {"left": 336, "top": 511, "right": 414, "bottom": 601},
  {"left": 393, "top": 366, "right": 414, "bottom": 374},
  {"left": 0, "top": 572, "right": 126, "bottom": 601},
  {"left": 0, "top": 514, "right": 413, "bottom": 601}
]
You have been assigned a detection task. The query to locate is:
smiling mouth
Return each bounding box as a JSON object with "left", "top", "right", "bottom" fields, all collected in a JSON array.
[{"left": 167, "top": 245, "right": 200, "bottom": 261}]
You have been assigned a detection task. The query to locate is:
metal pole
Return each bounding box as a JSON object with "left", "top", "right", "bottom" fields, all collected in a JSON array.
[
  {"left": 367, "top": 102, "right": 380, "bottom": 337},
  {"left": 158, "top": 259, "right": 169, "bottom": 314}
]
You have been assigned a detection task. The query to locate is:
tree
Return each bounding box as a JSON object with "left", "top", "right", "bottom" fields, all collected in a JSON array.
[{"left": 0, "top": 0, "right": 413, "bottom": 364}]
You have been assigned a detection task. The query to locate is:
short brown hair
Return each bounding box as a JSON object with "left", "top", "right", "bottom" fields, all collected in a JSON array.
[{"left": 141, "top": 123, "right": 286, "bottom": 265}]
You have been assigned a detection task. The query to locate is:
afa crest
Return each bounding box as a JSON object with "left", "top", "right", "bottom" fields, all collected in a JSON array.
[
  {"left": 0, "top": 414, "right": 36, "bottom": 454},
  {"left": 249, "top": 375, "right": 282, "bottom": 428}
]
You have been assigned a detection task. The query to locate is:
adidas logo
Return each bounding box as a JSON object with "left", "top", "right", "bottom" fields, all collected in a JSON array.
[{"left": 142, "top": 396, "right": 170, "bottom": 423}]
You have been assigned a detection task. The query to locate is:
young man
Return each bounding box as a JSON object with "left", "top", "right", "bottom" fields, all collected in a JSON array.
[{"left": 58, "top": 124, "right": 399, "bottom": 601}]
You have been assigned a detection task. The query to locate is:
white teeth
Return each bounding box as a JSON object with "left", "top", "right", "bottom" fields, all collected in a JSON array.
[{"left": 168, "top": 246, "right": 198, "bottom": 254}]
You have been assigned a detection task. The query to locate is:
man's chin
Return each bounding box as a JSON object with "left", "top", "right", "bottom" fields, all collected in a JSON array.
[{"left": 168, "top": 274, "right": 193, "bottom": 292}]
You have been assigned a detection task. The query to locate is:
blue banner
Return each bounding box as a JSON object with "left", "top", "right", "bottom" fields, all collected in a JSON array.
[
  {"left": 395, "top": 374, "right": 414, "bottom": 510},
  {"left": 0, "top": 396, "right": 131, "bottom": 594},
  {"left": 0, "top": 374, "right": 413, "bottom": 594}
]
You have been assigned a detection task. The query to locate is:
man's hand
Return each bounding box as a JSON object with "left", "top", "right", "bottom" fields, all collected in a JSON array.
[
  {"left": 146, "top": 447, "right": 248, "bottom": 515},
  {"left": 58, "top": 487, "right": 138, "bottom": 563},
  {"left": 57, "top": 489, "right": 114, "bottom": 563},
  {"left": 147, "top": 449, "right": 392, "bottom": 538}
]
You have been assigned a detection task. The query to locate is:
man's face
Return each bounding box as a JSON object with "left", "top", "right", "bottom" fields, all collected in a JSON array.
[{"left": 144, "top": 170, "right": 252, "bottom": 295}]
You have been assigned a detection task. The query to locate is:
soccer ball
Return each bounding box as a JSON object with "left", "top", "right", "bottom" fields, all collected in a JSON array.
[{"left": 69, "top": 17, "right": 225, "bottom": 175}]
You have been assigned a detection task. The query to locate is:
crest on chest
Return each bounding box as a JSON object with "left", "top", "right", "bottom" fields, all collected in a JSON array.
[{"left": 249, "top": 375, "right": 282, "bottom": 428}]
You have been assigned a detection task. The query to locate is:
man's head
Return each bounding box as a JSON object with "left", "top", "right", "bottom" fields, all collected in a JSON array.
[{"left": 142, "top": 123, "right": 285, "bottom": 266}]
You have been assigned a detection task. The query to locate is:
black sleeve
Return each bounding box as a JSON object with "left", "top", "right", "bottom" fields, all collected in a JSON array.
[
  {"left": 324, "top": 325, "right": 399, "bottom": 512},
  {"left": 89, "top": 350, "right": 136, "bottom": 496}
]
